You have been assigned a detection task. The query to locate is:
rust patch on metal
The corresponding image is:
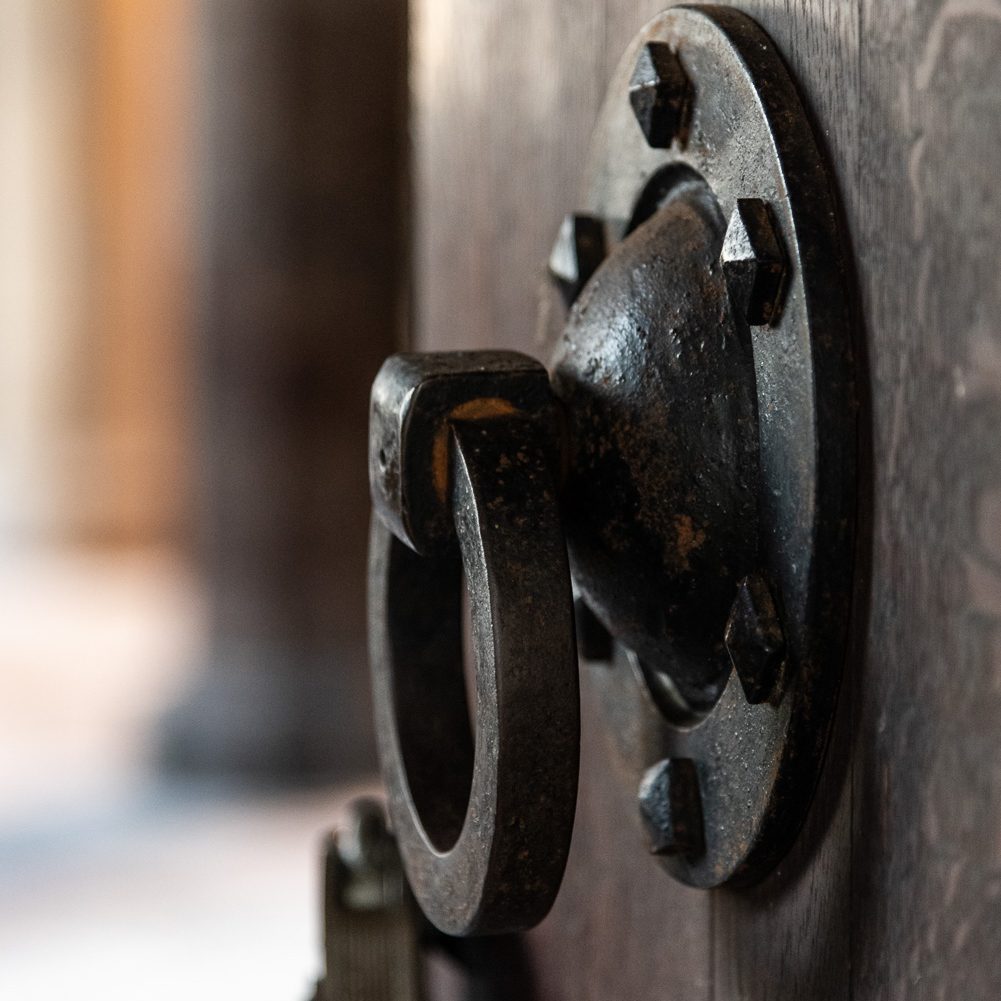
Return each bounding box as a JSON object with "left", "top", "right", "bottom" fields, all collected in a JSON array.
[
  {"left": 432, "top": 397, "right": 520, "bottom": 502},
  {"left": 672, "top": 513, "right": 706, "bottom": 569}
]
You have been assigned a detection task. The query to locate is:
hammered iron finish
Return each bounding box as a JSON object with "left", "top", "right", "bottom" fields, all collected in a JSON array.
[{"left": 366, "top": 4, "right": 856, "bottom": 927}]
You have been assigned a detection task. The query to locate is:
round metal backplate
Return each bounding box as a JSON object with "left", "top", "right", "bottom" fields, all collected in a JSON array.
[{"left": 570, "top": 5, "right": 856, "bottom": 887}]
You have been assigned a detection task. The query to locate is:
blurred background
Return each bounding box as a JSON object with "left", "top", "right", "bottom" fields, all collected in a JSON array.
[{"left": 0, "top": 1, "right": 407, "bottom": 996}]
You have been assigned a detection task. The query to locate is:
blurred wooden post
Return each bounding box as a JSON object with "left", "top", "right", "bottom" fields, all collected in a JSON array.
[
  {"left": 89, "top": 0, "right": 194, "bottom": 545},
  {"left": 162, "top": 0, "right": 408, "bottom": 778},
  {"left": 0, "top": 1, "right": 92, "bottom": 540}
]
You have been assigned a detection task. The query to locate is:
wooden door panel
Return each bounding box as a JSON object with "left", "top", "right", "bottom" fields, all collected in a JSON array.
[
  {"left": 853, "top": 1, "right": 1001, "bottom": 997},
  {"left": 411, "top": 1, "right": 604, "bottom": 356},
  {"left": 410, "top": 1, "right": 1001, "bottom": 997}
]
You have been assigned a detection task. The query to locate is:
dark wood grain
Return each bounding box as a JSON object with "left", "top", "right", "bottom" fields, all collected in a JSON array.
[
  {"left": 853, "top": 1, "right": 1001, "bottom": 998},
  {"left": 411, "top": 0, "right": 605, "bottom": 357},
  {"left": 411, "top": 0, "right": 1001, "bottom": 997}
]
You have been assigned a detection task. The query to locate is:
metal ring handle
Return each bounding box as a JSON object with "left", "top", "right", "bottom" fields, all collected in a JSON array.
[{"left": 367, "top": 353, "right": 579, "bottom": 936}]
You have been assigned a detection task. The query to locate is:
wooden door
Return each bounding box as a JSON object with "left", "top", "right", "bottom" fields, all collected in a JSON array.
[{"left": 409, "top": 1, "right": 1001, "bottom": 997}]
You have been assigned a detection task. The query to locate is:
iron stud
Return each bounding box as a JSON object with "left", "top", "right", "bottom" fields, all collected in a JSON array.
[
  {"left": 638, "top": 758, "right": 705, "bottom": 857},
  {"left": 548, "top": 213, "right": 607, "bottom": 306},
  {"left": 724, "top": 574, "right": 786, "bottom": 704},
  {"left": 628, "top": 42, "right": 690, "bottom": 149},
  {"left": 720, "top": 199, "right": 788, "bottom": 326}
]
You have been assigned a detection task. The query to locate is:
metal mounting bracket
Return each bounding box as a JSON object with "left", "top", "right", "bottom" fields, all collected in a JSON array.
[{"left": 550, "top": 4, "right": 856, "bottom": 888}]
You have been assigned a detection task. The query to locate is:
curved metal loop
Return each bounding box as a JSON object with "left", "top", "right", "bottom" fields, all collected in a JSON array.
[{"left": 368, "top": 363, "right": 579, "bottom": 937}]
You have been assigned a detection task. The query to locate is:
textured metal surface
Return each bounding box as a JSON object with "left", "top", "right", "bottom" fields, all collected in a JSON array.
[
  {"left": 552, "top": 177, "right": 761, "bottom": 719},
  {"left": 548, "top": 214, "right": 607, "bottom": 307},
  {"left": 551, "top": 4, "right": 856, "bottom": 888},
  {"left": 724, "top": 573, "right": 786, "bottom": 705},
  {"left": 628, "top": 41, "right": 691, "bottom": 149},
  {"left": 368, "top": 3, "right": 855, "bottom": 914},
  {"left": 638, "top": 758, "right": 705, "bottom": 858},
  {"left": 368, "top": 352, "right": 579, "bottom": 936}
]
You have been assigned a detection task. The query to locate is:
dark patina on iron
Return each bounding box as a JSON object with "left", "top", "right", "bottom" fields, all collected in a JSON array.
[
  {"left": 368, "top": 352, "right": 579, "bottom": 936},
  {"left": 548, "top": 4, "right": 856, "bottom": 889},
  {"left": 366, "top": 4, "right": 856, "bottom": 930}
]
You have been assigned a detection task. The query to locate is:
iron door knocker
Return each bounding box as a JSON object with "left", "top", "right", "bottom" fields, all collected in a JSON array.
[{"left": 367, "top": 5, "right": 856, "bottom": 936}]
